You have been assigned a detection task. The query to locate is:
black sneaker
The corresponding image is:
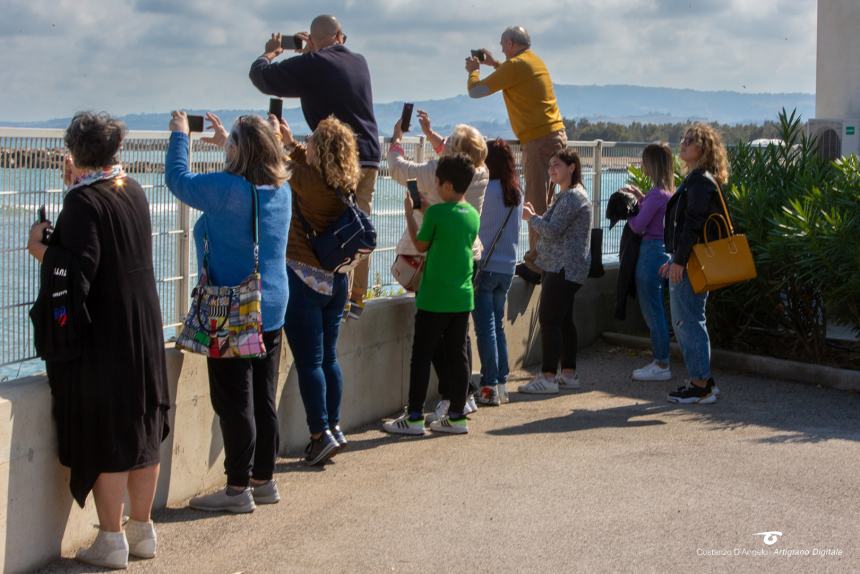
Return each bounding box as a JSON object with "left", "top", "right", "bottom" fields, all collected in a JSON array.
[
  {"left": 667, "top": 380, "right": 717, "bottom": 404},
  {"left": 330, "top": 425, "right": 348, "bottom": 449},
  {"left": 304, "top": 430, "right": 339, "bottom": 465},
  {"left": 515, "top": 263, "right": 542, "bottom": 285}
]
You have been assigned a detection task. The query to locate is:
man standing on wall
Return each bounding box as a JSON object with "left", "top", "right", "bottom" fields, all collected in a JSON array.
[
  {"left": 466, "top": 25, "right": 567, "bottom": 284},
  {"left": 250, "top": 14, "right": 380, "bottom": 318}
]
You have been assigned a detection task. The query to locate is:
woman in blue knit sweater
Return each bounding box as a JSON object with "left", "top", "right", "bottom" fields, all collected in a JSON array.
[
  {"left": 473, "top": 139, "right": 523, "bottom": 406},
  {"left": 166, "top": 111, "right": 291, "bottom": 513}
]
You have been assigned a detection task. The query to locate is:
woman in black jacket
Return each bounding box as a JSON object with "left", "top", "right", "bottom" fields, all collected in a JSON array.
[
  {"left": 660, "top": 124, "right": 728, "bottom": 404},
  {"left": 28, "top": 112, "right": 170, "bottom": 569}
]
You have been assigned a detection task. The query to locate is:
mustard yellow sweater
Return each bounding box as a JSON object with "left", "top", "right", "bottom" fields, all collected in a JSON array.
[{"left": 468, "top": 49, "right": 564, "bottom": 144}]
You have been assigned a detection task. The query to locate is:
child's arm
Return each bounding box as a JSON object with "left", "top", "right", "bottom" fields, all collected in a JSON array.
[{"left": 405, "top": 195, "right": 430, "bottom": 253}]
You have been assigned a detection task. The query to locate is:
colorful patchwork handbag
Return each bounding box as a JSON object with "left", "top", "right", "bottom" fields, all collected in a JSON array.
[{"left": 175, "top": 183, "right": 266, "bottom": 359}]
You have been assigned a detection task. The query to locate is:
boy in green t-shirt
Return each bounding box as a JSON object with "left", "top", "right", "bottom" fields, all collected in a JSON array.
[{"left": 383, "top": 154, "right": 480, "bottom": 436}]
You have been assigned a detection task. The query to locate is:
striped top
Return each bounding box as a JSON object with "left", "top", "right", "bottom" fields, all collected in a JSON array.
[{"left": 477, "top": 180, "right": 523, "bottom": 275}]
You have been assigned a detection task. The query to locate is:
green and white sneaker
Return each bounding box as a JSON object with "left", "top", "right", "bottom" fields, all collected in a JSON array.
[
  {"left": 383, "top": 414, "right": 426, "bottom": 436},
  {"left": 429, "top": 415, "right": 469, "bottom": 434}
]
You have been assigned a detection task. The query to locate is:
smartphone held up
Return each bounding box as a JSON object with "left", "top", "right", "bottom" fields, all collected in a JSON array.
[
  {"left": 268, "top": 98, "right": 283, "bottom": 120},
  {"left": 187, "top": 115, "right": 205, "bottom": 133},
  {"left": 400, "top": 103, "right": 414, "bottom": 132},
  {"left": 470, "top": 49, "right": 487, "bottom": 62},
  {"left": 406, "top": 179, "right": 422, "bottom": 210},
  {"left": 281, "top": 34, "right": 304, "bottom": 51}
]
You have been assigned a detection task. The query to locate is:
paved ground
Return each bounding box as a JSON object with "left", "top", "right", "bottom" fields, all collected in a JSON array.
[{"left": 39, "top": 344, "right": 860, "bottom": 574}]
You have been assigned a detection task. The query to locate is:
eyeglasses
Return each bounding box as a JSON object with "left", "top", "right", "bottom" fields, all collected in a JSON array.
[
  {"left": 680, "top": 136, "right": 697, "bottom": 146},
  {"left": 337, "top": 30, "right": 347, "bottom": 44}
]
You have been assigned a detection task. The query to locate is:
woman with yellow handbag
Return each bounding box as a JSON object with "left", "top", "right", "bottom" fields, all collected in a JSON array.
[{"left": 660, "top": 125, "right": 728, "bottom": 404}]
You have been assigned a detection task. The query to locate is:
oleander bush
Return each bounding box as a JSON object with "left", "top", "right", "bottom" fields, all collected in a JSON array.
[{"left": 709, "top": 109, "right": 859, "bottom": 363}]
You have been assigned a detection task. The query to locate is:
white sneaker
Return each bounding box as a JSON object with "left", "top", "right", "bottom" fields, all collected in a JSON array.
[
  {"left": 382, "top": 414, "right": 426, "bottom": 436},
  {"left": 125, "top": 519, "right": 157, "bottom": 559},
  {"left": 498, "top": 383, "right": 510, "bottom": 404},
  {"left": 429, "top": 415, "right": 469, "bottom": 434},
  {"left": 557, "top": 372, "right": 581, "bottom": 389},
  {"left": 425, "top": 400, "right": 450, "bottom": 424},
  {"left": 518, "top": 374, "right": 559, "bottom": 394},
  {"left": 464, "top": 395, "right": 478, "bottom": 414},
  {"left": 75, "top": 530, "right": 129, "bottom": 570},
  {"left": 475, "top": 385, "right": 501, "bottom": 406},
  {"left": 632, "top": 361, "right": 672, "bottom": 381}
]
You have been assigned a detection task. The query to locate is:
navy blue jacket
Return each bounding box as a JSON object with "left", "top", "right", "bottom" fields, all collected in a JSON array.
[{"left": 249, "top": 45, "right": 381, "bottom": 168}]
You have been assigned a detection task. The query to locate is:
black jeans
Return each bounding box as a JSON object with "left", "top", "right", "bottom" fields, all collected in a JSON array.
[
  {"left": 409, "top": 310, "right": 470, "bottom": 416},
  {"left": 206, "top": 329, "right": 281, "bottom": 487},
  {"left": 539, "top": 271, "right": 582, "bottom": 373}
]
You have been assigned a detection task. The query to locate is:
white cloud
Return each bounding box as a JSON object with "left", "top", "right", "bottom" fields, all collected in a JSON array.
[{"left": 0, "top": 0, "right": 816, "bottom": 121}]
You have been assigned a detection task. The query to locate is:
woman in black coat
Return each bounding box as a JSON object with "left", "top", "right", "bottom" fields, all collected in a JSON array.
[{"left": 28, "top": 112, "right": 170, "bottom": 570}]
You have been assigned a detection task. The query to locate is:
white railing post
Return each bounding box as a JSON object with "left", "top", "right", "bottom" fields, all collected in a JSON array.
[
  {"left": 592, "top": 140, "right": 603, "bottom": 228},
  {"left": 416, "top": 135, "right": 426, "bottom": 163},
  {"left": 175, "top": 138, "right": 192, "bottom": 337}
]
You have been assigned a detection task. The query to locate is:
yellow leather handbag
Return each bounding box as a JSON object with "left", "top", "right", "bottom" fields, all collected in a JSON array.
[{"left": 686, "top": 185, "right": 757, "bottom": 294}]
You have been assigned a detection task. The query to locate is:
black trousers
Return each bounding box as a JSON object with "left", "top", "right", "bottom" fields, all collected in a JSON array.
[
  {"left": 539, "top": 271, "right": 582, "bottom": 373},
  {"left": 409, "top": 310, "right": 470, "bottom": 416},
  {"left": 206, "top": 330, "right": 281, "bottom": 487},
  {"left": 433, "top": 333, "right": 473, "bottom": 400}
]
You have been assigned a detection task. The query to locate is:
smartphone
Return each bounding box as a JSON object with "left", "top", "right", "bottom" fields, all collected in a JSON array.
[
  {"left": 281, "top": 34, "right": 303, "bottom": 50},
  {"left": 187, "top": 115, "right": 205, "bottom": 133},
  {"left": 406, "top": 179, "right": 422, "bottom": 210},
  {"left": 268, "top": 98, "right": 283, "bottom": 120},
  {"left": 400, "top": 103, "right": 414, "bottom": 132},
  {"left": 38, "top": 205, "right": 47, "bottom": 223},
  {"left": 470, "top": 49, "right": 487, "bottom": 62}
]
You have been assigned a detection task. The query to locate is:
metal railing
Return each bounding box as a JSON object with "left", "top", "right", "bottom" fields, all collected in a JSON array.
[{"left": 0, "top": 127, "right": 648, "bottom": 376}]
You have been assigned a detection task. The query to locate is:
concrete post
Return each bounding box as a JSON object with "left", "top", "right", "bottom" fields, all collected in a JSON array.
[{"left": 816, "top": 0, "right": 860, "bottom": 118}]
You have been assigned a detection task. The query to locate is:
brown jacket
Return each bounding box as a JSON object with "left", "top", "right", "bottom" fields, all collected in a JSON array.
[{"left": 286, "top": 145, "right": 353, "bottom": 269}]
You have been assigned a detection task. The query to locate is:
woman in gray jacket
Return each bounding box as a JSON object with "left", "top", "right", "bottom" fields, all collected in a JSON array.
[{"left": 519, "top": 149, "right": 592, "bottom": 394}]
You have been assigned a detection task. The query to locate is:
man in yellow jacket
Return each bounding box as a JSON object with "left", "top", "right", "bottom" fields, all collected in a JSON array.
[{"left": 466, "top": 26, "right": 567, "bottom": 283}]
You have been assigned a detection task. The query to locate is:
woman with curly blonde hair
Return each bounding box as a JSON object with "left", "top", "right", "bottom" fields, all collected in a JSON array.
[
  {"left": 661, "top": 123, "right": 730, "bottom": 404},
  {"left": 272, "top": 114, "right": 361, "bottom": 464}
]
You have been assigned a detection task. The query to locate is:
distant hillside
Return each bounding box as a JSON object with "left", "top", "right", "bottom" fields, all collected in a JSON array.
[{"left": 1, "top": 84, "right": 815, "bottom": 140}]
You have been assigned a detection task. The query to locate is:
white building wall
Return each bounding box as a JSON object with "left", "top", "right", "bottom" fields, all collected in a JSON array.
[{"left": 816, "top": 0, "right": 860, "bottom": 118}]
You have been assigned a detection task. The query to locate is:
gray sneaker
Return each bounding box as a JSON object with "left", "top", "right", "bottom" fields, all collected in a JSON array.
[
  {"left": 251, "top": 480, "right": 281, "bottom": 505},
  {"left": 189, "top": 487, "right": 256, "bottom": 513}
]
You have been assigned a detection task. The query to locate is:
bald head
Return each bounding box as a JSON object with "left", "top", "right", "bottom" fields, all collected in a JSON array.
[{"left": 310, "top": 15, "right": 342, "bottom": 49}]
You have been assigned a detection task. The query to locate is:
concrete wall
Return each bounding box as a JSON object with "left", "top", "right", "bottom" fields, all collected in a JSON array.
[
  {"left": 0, "top": 267, "right": 629, "bottom": 572},
  {"left": 816, "top": 0, "right": 860, "bottom": 118}
]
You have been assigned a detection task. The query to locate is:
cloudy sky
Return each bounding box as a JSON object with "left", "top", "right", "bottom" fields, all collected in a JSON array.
[{"left": 0, "top": 0, "right": 816, "bottom": 121}]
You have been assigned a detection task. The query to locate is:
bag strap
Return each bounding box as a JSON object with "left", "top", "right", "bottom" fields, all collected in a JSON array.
[
  {"left": 702, "top": 171, "right": 735, "bottom": 236},
  {"left": 476, "top": 204, "right": 516, "bottom": 276}
]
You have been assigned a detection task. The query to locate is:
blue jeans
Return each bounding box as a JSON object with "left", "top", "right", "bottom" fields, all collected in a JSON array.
[
  {"left": 635, "top": 240, "right": 671, "bottom": 363},
  {"left": 668, "top": 272, "right": 712, "bottom": 380},
  {"left": 284, "top": 268, "right": 349, "bottom": 434},
  {"left": 472, "top": 271, "right": 513, "bottom": 387}
]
